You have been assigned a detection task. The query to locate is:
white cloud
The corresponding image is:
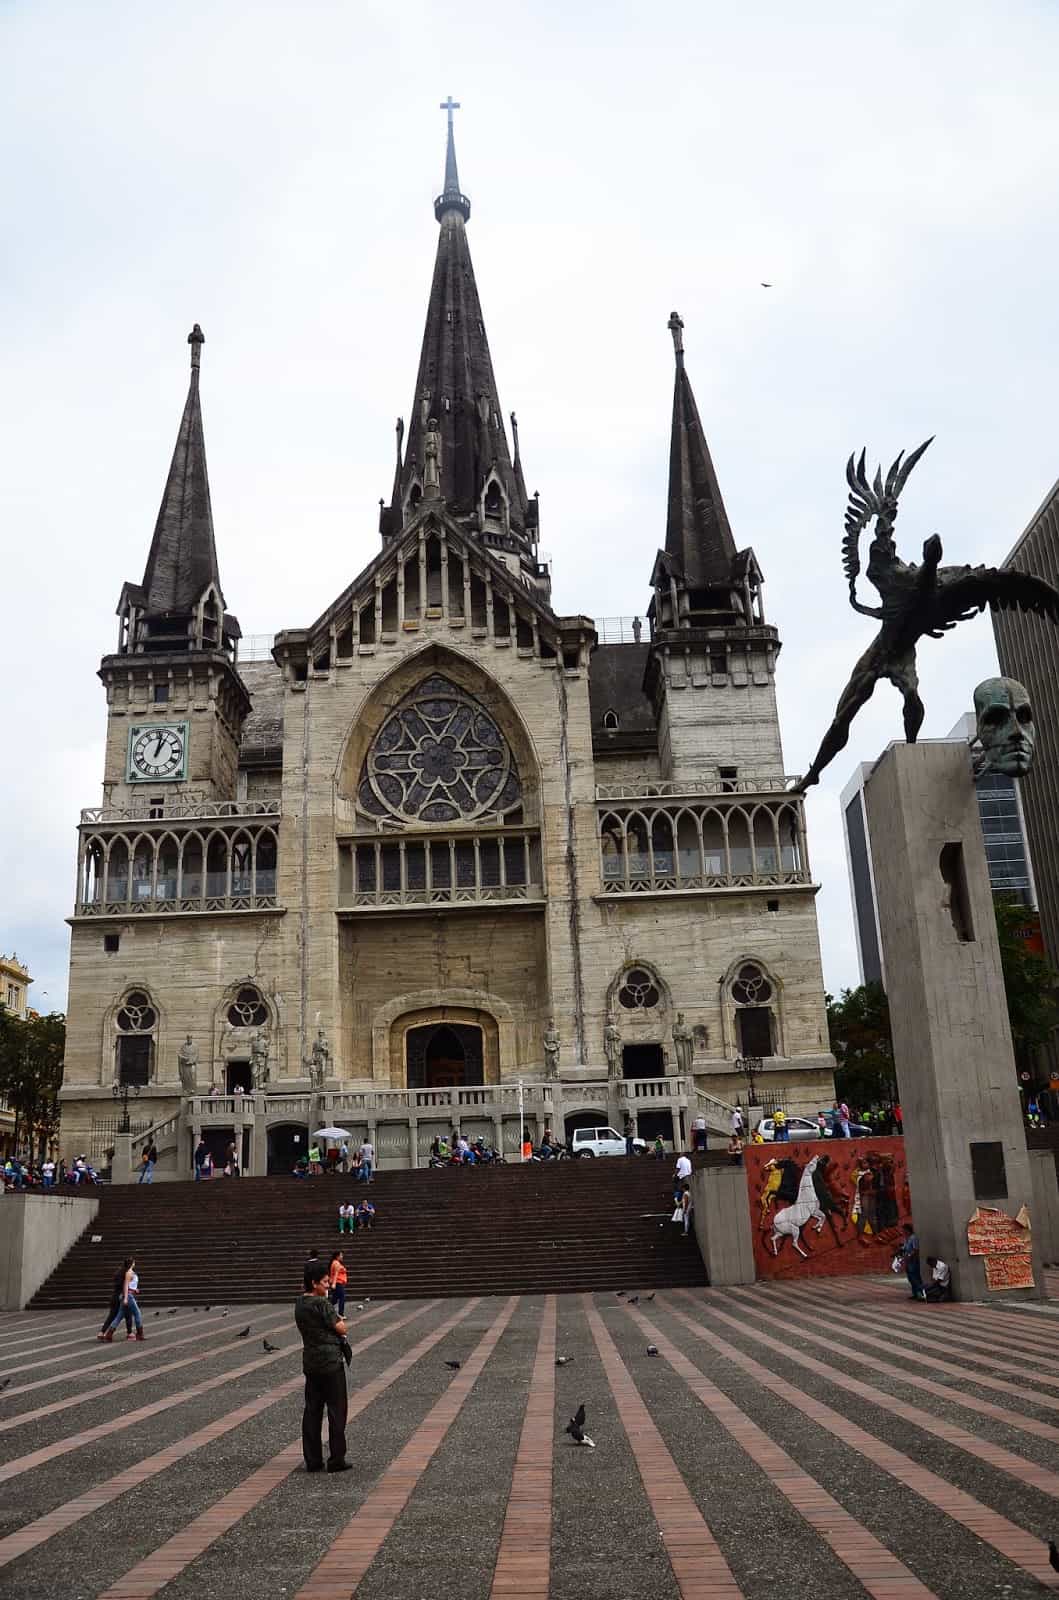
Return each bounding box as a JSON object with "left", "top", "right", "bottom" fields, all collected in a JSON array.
[{"left": 3, "top": 0, "right": 1057, "bottom": 1007}]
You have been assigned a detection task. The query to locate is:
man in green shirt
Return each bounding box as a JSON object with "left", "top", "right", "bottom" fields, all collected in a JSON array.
[{"left": 294, "top": 1259, "right": 350, "bottom": 1472}]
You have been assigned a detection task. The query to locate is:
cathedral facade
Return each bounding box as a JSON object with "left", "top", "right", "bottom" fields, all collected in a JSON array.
[{"left": 59, "top": 118, "right": 835, "bottom": 1175}]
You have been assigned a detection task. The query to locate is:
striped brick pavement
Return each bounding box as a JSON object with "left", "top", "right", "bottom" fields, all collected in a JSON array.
[{"left": 0, "top": 1281, "right": 1055, "bottom": 1598}]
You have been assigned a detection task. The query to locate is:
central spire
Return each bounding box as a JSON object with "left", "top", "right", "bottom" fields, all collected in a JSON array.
[{"left": 381, "top": 103, "right": 538, "bottom": 566}]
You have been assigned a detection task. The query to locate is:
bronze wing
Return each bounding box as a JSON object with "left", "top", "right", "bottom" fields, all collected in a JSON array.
[{"left": 930, "top": 566, "right": 1059, "bottom": 632}]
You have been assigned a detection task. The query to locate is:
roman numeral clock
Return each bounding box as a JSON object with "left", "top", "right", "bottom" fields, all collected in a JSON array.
[{"left": 126, "top": 722, "right": 190, "bottom": 782}]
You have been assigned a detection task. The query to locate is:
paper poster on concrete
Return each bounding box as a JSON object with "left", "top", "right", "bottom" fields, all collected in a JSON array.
[{"left": 966, "top": 1204, "right": 1034, "bottom": 1290}]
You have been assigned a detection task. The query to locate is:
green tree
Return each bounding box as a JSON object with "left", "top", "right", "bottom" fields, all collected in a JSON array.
[
  {"left": 826, "top": 982, "right": 896, "bottom": 1111},
  {"left": 993, "top": 900, "right": 1059, "bottom": 1081},
  {"left": 0, "top": 1006, "right": 65, "bottom": 1162}
]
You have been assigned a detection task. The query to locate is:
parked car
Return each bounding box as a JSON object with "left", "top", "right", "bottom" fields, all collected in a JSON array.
[
  {"left": 820, "top": 1113, "right": 872, "bottom": 1138},
  {"left": 570, "top": 1126, "right": 648, "bottom": 1158},
  {"left": 754, "top": 1116, "right": 822, "bottom": 1142}
]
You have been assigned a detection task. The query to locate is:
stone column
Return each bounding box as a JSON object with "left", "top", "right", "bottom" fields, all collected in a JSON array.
[
  {"left": 864, "top": 743, "right": 1046, "bottom": 1301},
  {"left": 111, "top": 1133, "right": 134, "bottom": 1185},
  {"left": 251, "top": 1111, "right": 267, "bottom": 1177}
]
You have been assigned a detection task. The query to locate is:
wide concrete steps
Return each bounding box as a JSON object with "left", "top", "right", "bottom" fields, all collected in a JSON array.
[{"left": 30, "top": 1159, "right": 707, "bottom": 1307}]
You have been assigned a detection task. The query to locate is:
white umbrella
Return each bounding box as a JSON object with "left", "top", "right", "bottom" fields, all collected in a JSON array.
[{"left": 313, "top": 1126, "right": 352, "bottom": 1140}]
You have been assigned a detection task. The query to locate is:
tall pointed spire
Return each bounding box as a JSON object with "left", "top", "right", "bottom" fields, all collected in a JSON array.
[
  {"left": 382, "top": 102, "right": 536, "bottom": 561},
  {"left": 140, "top": 324, "right": 225, "bottom": 615},
  {"left": 664, "top": 312, "right": 738, "bottom": 588},
  {"left": 117, "top": 326, "right": 238, "bottom": 657}
]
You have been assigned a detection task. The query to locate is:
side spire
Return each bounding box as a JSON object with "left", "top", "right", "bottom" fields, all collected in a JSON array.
[
  {"left": 117, "top": 325, "right": 238, "bottom": 656},
  {"left": 664, "top": 311, "right": 737, "bottom": 588}
]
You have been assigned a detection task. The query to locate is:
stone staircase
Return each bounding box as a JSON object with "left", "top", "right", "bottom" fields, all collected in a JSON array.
[{"left": 29, "top": 1157, "right": 711, "bottom": 1308}]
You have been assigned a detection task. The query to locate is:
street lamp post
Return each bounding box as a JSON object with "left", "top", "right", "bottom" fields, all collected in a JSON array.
[
  {"left": 735, "top": 1055, "right": 763, "bottom": 1111},
  {"left": 112, "top": 1078, "right": 141, "bottom": 1134}
]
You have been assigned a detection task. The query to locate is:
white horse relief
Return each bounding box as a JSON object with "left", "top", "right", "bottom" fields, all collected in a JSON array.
[{"left": 769, "top": 1156, "right": 826, "bottom": 1257}]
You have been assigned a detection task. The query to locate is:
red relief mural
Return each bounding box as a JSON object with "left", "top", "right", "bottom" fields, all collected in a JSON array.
[{"left": 743, "top": 1137, "right": 912, "bottom": 1281}]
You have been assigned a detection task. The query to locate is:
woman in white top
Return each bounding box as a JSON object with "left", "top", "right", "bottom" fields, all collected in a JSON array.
[{"left": 104, "top": 1258, "right": 144, "bottom": 1340}]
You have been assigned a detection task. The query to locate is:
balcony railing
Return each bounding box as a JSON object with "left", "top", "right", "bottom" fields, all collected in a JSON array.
[
  {"left": 77, "top": 818, "right": 281, "bottom": 918},
  {"left": 338, "top": 828, "right": 543, "bottom": 912},
  {"left": 598, "top": 794, "right": 810, "bottom": 893},
  {"left": 596, "top": 777, "right": 798, "bottom": 800},
  {"left": 81, "top": 798, "right": 280, "bottom": 825}
]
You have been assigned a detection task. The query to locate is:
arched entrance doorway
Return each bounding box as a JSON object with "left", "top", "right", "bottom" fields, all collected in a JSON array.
[
  {"left": 267, "top": 1122, "right": 309, "bottom": 1175},
  {"left": 406, "top": 1023, "right": 484, "bottom": 1089}
]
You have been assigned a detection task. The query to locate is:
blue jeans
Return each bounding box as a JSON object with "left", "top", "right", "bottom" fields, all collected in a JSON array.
[
  {"left": 330, "top": 1284, "right": 346, "bottom": 1315},
  {"left": 138, "top": 1162, "right": 154, "bottom": 1184},
  {"left": 359, "top": 1162, "right": 373, "bottom": 1183},
  {"left": 107, "top": 1294, "right": 142, "bottom": 1333}
]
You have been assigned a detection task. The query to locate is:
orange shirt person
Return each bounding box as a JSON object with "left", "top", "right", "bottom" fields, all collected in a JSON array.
[{"left": 328, "top": 1251, "right": 347, "bottom": 1316}]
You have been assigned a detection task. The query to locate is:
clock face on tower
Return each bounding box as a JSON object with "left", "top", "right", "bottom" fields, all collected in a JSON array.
[{"left": 127, "top": 722, "right": 189, "bottom": 783}]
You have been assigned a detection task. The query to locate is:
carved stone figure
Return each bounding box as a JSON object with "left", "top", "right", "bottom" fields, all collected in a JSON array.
[
  {"left": 632, "top": 615, "right": 642, "bottom": 644},
  {"left": 543, "top": 1020, "right": 560, "bottom": 1077},
  {"left": 250, "top": 1028, "right": 270, "bottom": 1088},
  {"left": 309, "top": 1027, "right": 330, "bottom": 1088},
  {"left": 973, "top": 677, "right": 1036, "bottom": 778},
  {"left": 177, "top": 1035, "right": 198, "bottom": 1096},
  {"left": 797, "top": 441, "right": 1059, "bottom": 791},
  {"left": 424, "top": 417, "right": 442, "bottom": 498},
  {"left": 604, "top": 1014, "right": 622, "bottom": 1079},
  {"left": 672, "top": 1012, "right": 694, "bottom": 1075}
]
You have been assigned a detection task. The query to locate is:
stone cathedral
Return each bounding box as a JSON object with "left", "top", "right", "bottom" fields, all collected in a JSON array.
[{"left": 59, "top": 114, "right": 835, "bottom": 1175}]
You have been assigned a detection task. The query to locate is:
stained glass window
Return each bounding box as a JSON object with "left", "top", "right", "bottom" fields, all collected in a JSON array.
[{"left": 358, "top": 675, "right": 522, "bottom": 825}]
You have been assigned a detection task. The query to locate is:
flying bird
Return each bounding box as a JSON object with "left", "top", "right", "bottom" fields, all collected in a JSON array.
[
  {"left": 760, "top": 282, "right": 772, "bottom": 288},
  {"left": 1049, "top": 1539, "right": 1059, "bottom": 1573},
  {"left": 646, "top": 1345, "right": 660, "bottom": 1357},
  {"left": 263, "top": 1339, "right": 279, "bottom": 1353},
  {"left": 445, "top": 1360, "right": 462, "bottom": 1371},
  {"left": 236, "top": 1326, "right": 251, "bottom": 1339},
  {"left": 565, "top": 1404, "right": 595, "bottom": 1447}
]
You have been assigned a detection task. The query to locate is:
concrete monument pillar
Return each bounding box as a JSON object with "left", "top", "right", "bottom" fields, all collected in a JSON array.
[{"left": 864, "top": 742, "right": 1045, "bottom": 1301}]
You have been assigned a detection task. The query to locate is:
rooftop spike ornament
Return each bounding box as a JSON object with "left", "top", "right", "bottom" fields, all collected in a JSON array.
[{"left": 796, "top": 440, "right": 1059, "bottom": 791}]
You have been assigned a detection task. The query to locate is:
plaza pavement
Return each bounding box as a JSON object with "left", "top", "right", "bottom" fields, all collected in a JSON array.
[{"left": 0, "top": 1272, "right": 1057, "bottom": 1599}]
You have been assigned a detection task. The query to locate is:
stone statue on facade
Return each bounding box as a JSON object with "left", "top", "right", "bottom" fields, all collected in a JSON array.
[
  {"left": 543, "top": 1020, "right": 560, "bottom": 1077},
  {"left": 177, "top": 1035, "right": 198, "bottom": 1096},
  {"left": 632, "top": 615, "right": 642, "bottom": 644},
  {"left": 604, "top": 1014, "right": 622, "bottom": 1079},
  {"left": 250, "top": 1028, "right": 270, "bottom": 1089},
  {"left": 672, "top": 1012, "right": 694, "bottom": 1075},
  {"left": 972, "top": 677, "right": 1036, "bottom": 778},
  {"left": 308, "top": 1027, "right": 330, "bottom": 1088},
  {"left": 797, "top": 440, "right": 1059, "bottom": 791},
  {"left": 424, "top": 417, "right": 442, "bottom": 498}
]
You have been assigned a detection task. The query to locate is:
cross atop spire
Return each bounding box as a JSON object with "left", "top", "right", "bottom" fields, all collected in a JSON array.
[{"left": 435, "top": 95, "right": 471, "bottom": 222}]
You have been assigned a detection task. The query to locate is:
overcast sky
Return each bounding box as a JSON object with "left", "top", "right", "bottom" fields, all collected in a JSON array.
[{"left": 4, "top": 0, "right": 1059, "bottom": 1016}]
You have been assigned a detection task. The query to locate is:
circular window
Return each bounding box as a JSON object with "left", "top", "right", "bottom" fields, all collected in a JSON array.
[
  {"left": 227, "top": 986, "right": 269, "bottom": 1028},
  {"left": 731, "top": 964, "right": 772, "bottom": 1005},
  {"left": 358, "top": 674, "right": 522, "bottom": 825},
  {"left": 116, "top": 991, "right": 156, "bottom": 1032},
  {"left": 618, "top": 968, "right": 660, "bottom": 1010}
]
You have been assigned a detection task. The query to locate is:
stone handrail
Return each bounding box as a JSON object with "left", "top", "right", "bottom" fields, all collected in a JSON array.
[
  {"left": 80, "top": 798, "right": 281, "bottom": 825},
  {"left": 596, "top": 778, "right": 798, "bottom": 800}
]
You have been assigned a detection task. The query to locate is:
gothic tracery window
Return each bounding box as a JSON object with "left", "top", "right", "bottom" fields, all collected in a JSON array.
[
  {"left": 227, "top": 986, "right": 269, "bottom": 1028},
  {"left": 358, "top": 674, "right": 522, "bottom": 825},
  {"left": 731, "top": 964, "right": 772, "bottom": 1006},
  {"left": 617, "top": 967, "right": 660, "bottom": 1010},
  {"left": 115, "top": 990, "right": 157, "bottom": 1086},
  {"left": 731, "top": 963, "right": 775, "bottom": 1058},
  {"left": 116, "top": 991, "right": 157, "bottom": 1033}
]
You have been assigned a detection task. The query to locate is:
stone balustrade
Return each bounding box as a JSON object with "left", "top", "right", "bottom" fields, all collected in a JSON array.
[
  {"left": 337, "top": 827, "right": 543, "bottom": 912},
  {"left": 597, "top": 792, "right": 810, "bottom": 894}
]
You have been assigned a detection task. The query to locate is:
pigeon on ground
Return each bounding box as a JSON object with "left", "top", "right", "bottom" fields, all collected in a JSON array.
[
  {"left": 555, "top": 1356, "right": 572, "bottom": 1367},
  {"left": 204, "top": 1305, "right": 211, "bottom": 1311},
  {"left": 236, "top": 1326, "right": 250, "bottom": 1339},
  {"left": 167, "top": 1308, "right": 178, "bottom": 1315},
  {"left": 565, "top": 1404, "right": 595, "bottom": 1447},
  {"left": 644, "top": 1293, "right": 655, "bottom": 1303},
  {"left": 221, "top": 1310, "right": 229, "bottom": 1317},
  {"left": 356, "top": 1304, "right": 364, "bottom": 1311},
  {"left": 626, "top": 1295, "right": 639, "bottom": 1305},
  {"left": 153, "top": 1311, "right": 160, "bottom": 1318},
  {"left": 1049, "top": 1539, "right": 1059, "bottom": 1573},
  {"left": 0, "top": 1378, "right": 10, "bottom": 1392},
  {"left": 646, "top": 1345, "right": 659, "bottom": 1357},
  {"left": 445, "top": 1360, "right": 462, "bottom": 1370},
  {"left": 263, "top": 1339, "right": 279, "bottom": 1353},
  {"left": 615, "top": 1291, "right": 625, "bottom": 1298}
]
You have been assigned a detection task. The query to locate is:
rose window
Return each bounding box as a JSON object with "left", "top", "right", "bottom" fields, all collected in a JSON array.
[
  {"left": 358, "top": 675, "right": 522, "bottom": 825},
  {"left": 227, "top": 986, "right": 269, "bottom": 1028},
  {"left": 116, "top": 991, "right": 156, "bottom": 1032},
  {"left": 731, "top": 964, "right": 772, "bottom": 1005},
  {"left": 618, "top": 968, "right": 660, "bottom": 1010}
]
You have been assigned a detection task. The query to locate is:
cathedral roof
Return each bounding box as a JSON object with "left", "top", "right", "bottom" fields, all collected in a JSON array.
[
  {"left": 663, "top": 312, "right": 738, "bottom": 588},
  {"left": 383, "top": 108, "right": 532, "bottom": 549},
  {"left": 137, "top": 325, "right": 226, "bottom": 618}
]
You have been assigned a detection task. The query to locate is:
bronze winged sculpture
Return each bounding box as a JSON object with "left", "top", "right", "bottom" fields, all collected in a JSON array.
[{"left": 795, "top": 439, "right": 1059, "bottom": 791}]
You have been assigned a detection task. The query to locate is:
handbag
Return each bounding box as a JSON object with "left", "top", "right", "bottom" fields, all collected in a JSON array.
[{"left": 671, "top": 1205, "right": 684, "bottom": 1223}]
